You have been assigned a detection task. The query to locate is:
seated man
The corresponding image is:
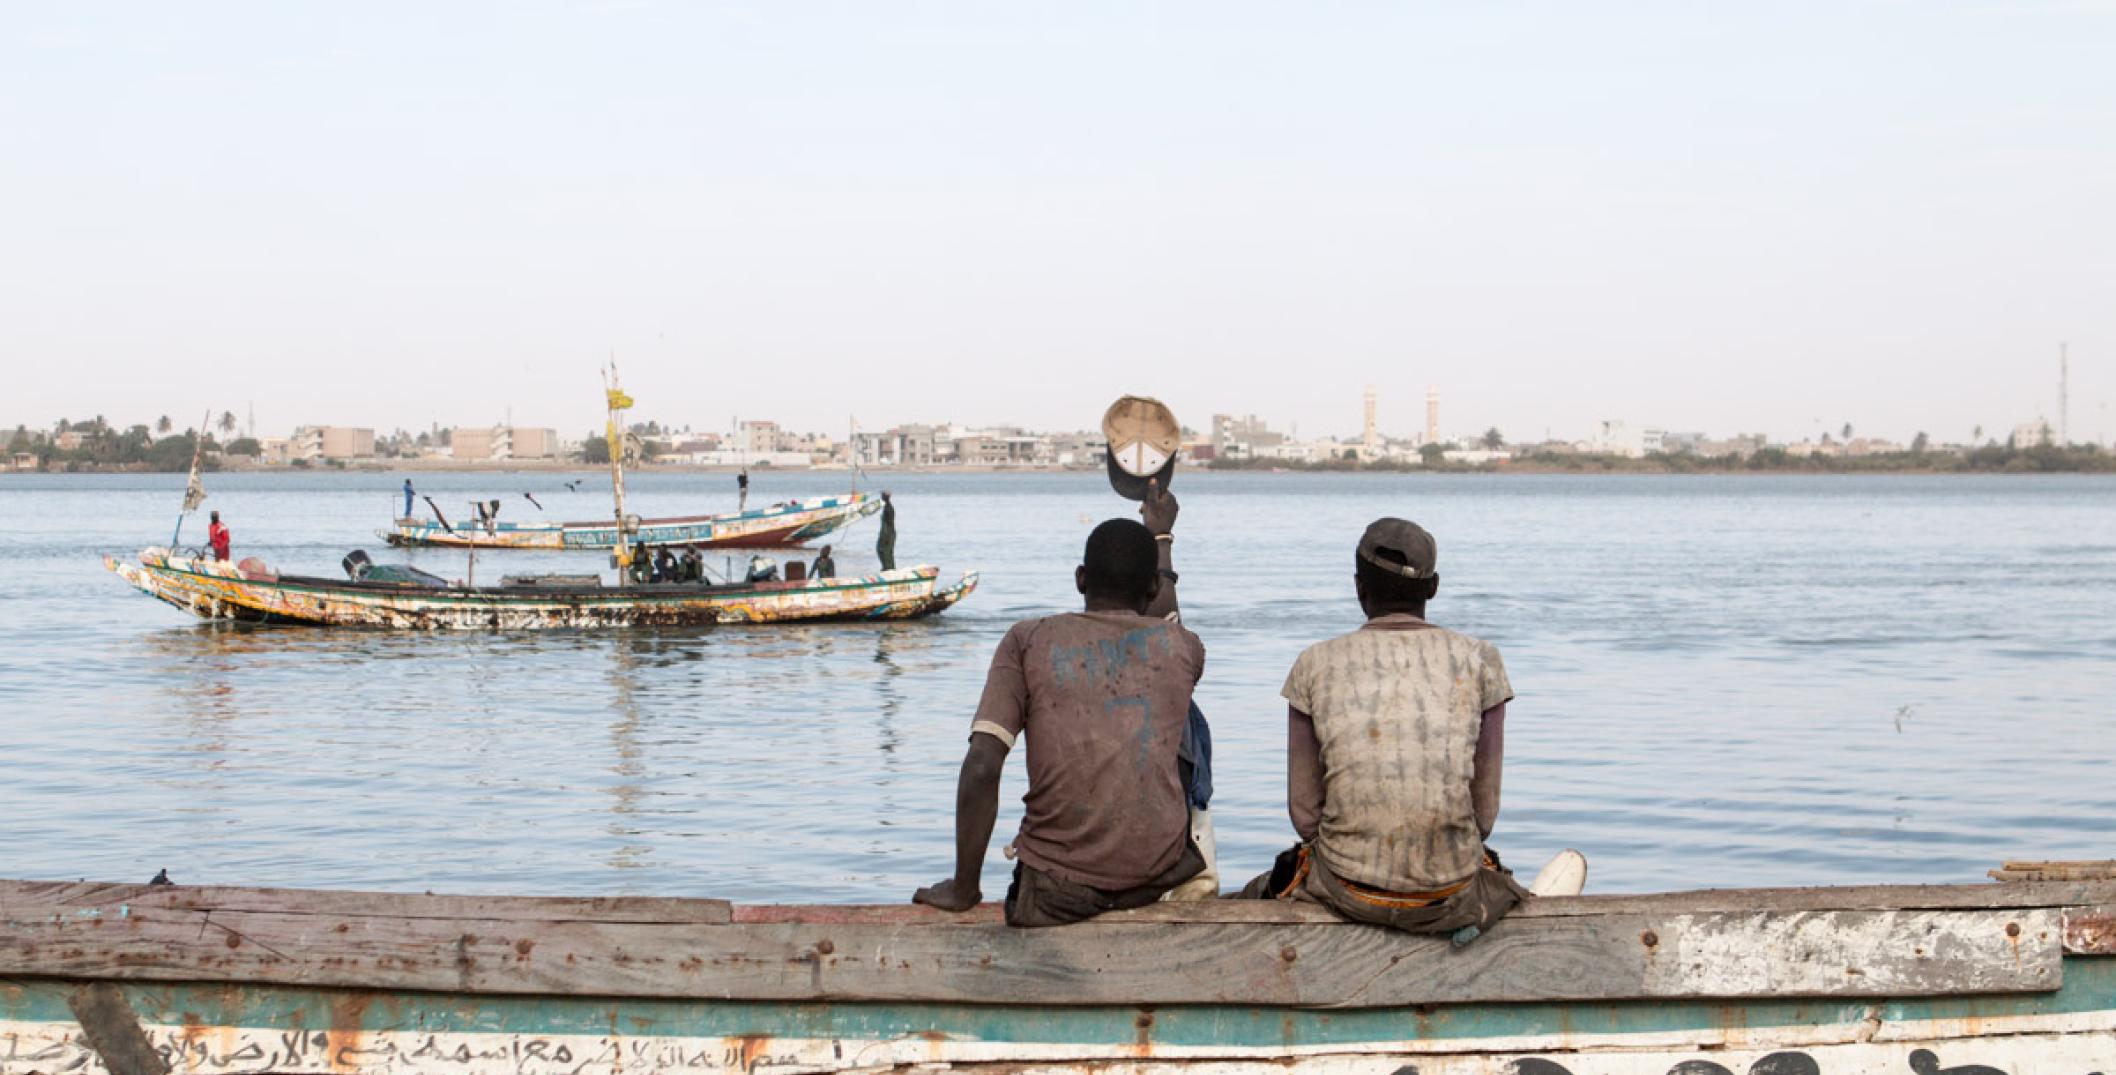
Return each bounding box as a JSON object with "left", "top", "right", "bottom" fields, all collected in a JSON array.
[
  {"left": 915, "top": 519, "right": 1208, "bottom": 926},
  {"left": 1239, "top": 518, "right": 1582, "bottom": 933}
]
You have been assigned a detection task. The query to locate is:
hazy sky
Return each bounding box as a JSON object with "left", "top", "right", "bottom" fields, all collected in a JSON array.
[{"left": 4, "top": 2, "right": 2112, "bottom": 444}]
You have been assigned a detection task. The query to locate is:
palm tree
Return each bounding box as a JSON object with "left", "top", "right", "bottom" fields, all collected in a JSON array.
[
  {"left": 1841, "top": 422, "right": 1854, "bottom": 441},
  {"left": 155, "top": 415, "right": 172, "bottom": 436},
  {"left": 219, "top": 411, "right": 237, "bottom": 437},
  {"left": 1481, "top": 427, "right": 1505, "bottom": 450},
  {"left": 1972, "top": 424, "right": 1984, "bottom": 445}
]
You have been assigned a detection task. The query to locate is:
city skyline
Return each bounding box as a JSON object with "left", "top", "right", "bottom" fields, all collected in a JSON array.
[{"left": 4, "top": 4, "right": 2112, "bottom": 442}]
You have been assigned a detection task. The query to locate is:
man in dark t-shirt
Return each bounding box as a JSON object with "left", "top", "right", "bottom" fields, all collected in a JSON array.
[{"left": 914, "top": 518, "right": 1207, "bottom": 926}]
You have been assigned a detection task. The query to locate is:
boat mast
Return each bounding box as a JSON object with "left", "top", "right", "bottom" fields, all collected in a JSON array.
[
  {"left": 170, "top": 408, "right": 211, "bottom": 548},
  {"left": 604, "top": 364, "right": 636, "bottom": 574}
]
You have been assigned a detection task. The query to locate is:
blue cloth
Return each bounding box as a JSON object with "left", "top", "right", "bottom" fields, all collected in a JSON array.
[{"left": 1180, "top": 701, "right": 1213, "bottom": 809}]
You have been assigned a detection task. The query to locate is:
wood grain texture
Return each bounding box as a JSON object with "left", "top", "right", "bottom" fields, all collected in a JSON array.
[
  {"left": 0, "top": 884, "right": 2066, "bottom": 1008},
  {"left": 63, "top": 982, "right": 169, "bottom": 1075},
  {"left": 0, "top": 880, "right": 731, "bottom": 924},
  {"left": 2063, "top": 905, "right": 2116, "bottom": 955},
  {"left": 733, "top": 878, "right": 2116, "bottom": 927}
]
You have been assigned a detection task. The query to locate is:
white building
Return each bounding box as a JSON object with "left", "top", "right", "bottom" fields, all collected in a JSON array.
[{"left": 1585, "top": 420, "right": 1665, "bottom": 458}]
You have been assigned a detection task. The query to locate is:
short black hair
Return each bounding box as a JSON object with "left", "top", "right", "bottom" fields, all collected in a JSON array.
[
  {"left": 1083, "top": 518, "right": 1158, "bottom": 601},
  {"left": 1356, "top": 546, "right": 1437, "bottom": 608}
]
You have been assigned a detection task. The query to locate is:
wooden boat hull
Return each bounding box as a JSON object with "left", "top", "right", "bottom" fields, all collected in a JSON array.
[
  {"left": 0, "top": 879, "right": 2110, "bottom": 1074},
  {"left": 105, "top": 549, "right": 977, "bottom": 629},
  {"left": 381, "top": 494, "right": 881, "bottom": 551}
]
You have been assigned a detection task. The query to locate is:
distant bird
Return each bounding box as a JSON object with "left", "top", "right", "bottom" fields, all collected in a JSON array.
[
  {"left": 564, "top": 480, "right": 584, "bottom": 492},
  {"left": 523, "top": 492, "right": 544, "bottom": 510},
  {"left": 148, "top": 869, "right": 172, "bottom": 886}
]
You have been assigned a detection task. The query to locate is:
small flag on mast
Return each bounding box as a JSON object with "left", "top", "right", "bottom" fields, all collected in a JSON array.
[
  {"left": 180, "top": 414, "right": 209, "bottom": 512},
  {"left": 181, "top": 464, "right": 207, "bottom": 513}
]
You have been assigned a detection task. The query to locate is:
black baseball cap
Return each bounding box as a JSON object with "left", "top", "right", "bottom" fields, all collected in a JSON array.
[{"left": 1357, "top": 518, "right": 1437, "bottom": 579}]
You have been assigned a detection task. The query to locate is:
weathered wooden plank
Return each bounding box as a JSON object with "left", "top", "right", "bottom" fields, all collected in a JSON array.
[
  {"left": 1991, "top": 860, "right": 2116, "bottom": 882},
  {"left": 61, "top": 983, "right": 168, "bottom": 1075},
  {"left": 2064, "top": 905, "right": 2116, "bottom": 955},
  {"left": 10, "top": 878, "right": 2106, "bottom": 934},
  {"left": 0, "top": 895, "right": 2063, "bottom": 1006},
  {"left": 732, "top": 878, "right": 2116, "bottom": 927},
  {"left": 0, "top": 881, "right": 731, "bottom": 924}
]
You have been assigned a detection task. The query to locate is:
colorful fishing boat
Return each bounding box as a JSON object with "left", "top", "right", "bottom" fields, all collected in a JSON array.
[
  {"left": 380, "top": 493, "right": 881, "bottom": 551},
  {"left": 105, "top": 548, "right": 976, "bottom": 629},
  {"left": 0, "top": 871, "right": 2109, "bottom": 1074}
]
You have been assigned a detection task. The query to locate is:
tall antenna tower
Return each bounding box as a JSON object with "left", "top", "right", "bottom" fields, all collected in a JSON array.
[{"left": 2059, "top": 342, "right": 2069, "bottom": 447}]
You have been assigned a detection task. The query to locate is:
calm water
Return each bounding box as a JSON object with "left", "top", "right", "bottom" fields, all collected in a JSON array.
[{"left": 1, "top": 470, "right": 2111, "bottom": 900}]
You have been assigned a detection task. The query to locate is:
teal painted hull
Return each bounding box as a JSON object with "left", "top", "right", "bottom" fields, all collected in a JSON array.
[{"left": 4, "top": 959, "right": 2111, "bottom": 1073}]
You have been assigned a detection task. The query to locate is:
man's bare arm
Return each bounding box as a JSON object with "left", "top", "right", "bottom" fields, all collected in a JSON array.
[
  {"left": 1470, "top": 702, "right": 1506, "bottom": 840},
  {"left": 913, "top": 734, "right": 1008, "bottom": 911},
  {"left": 1140, "top": 479, "right": 1180, "bottom": 620},
  {"left": 1288, "top": 705, "right": 1324, "bottom": 842}
]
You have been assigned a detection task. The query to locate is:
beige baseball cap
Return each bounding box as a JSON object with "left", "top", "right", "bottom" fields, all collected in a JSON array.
[{"left": 1102, "top": 395, "right": 1180, "bottom": 501}]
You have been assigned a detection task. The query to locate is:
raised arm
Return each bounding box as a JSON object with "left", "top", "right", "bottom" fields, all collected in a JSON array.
[{"left": 1139, "top": 479, "right": 1180, "bottom": 620}]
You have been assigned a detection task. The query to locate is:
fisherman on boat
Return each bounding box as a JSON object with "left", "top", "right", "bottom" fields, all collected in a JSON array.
[
  {"left": 402, "top": 479, "right": 416, "bottom": 519},
  {"left": 914, "top": 512, "right": 1209, "bottom": 926},
  {"left": 737, "top": 469, "right": 749, "bottom": 512},
  {"left": 653, "top": 547, "right": 678, "bottom": 584},
  {"left": 207, "top": 510, "right": 231, "bottom": 562},
  {"left": 811, "top": 545, "right": 836, "bottom": 580},
  {"left": 1236, "top": 518, "right": 1581, "bottom": 932},
  {"left": 680, "top": 545, "right": 703, "bottom": 583},
  {"left": 876, "top": 491, "right": 897, "bottom": 571}
]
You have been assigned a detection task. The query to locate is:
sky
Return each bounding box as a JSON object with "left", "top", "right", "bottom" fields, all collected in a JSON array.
[{"left": 3, "top": 2, "right": 2112, "bottom": 446}]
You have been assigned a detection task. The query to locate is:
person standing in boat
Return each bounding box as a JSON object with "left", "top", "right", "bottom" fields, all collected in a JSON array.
[
  {"left": 1236, "top": 518, "right": 1583, "bottom": 933},
  {"left": 206, "top": 511, "right": 231, "bottom": 562},
  {"left": 876, "top": 491, "right": 897, "bottom": 571},
  {"left": 914, "top": 515, "right": 1207, "bottom": 926},
  {"left": 810, "top": 545, "right": 836, "bottom": 579},
  {"left": 401, "top": 479, "right": 416, "bottom": 519},
  {"left": 737, "top": 469, "right": 749, "bottom": 512}
]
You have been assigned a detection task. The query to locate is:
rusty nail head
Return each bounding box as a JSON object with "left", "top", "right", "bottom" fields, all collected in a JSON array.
[
  {"left": 1279, "top": 945, "right": 1298, "bottom": 962},
  {"left": 1640, "top": 930, "right": 1659, "bottom": 947},
  {"left": 2006, "top": 922, "right": 2020, "bottom": 938},
  {"left": 1134, "top": 1012, "right": 1154, "bottom": 1029},
  {"left": 815, "top": 939, "right": 835, "bottom": 955}
]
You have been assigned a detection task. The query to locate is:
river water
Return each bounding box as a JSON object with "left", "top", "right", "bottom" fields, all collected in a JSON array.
[{"left": 1, "top": 470, "right": 2110, "bottom": 900}]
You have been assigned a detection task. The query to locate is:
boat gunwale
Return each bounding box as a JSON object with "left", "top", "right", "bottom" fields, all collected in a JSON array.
[{"left": 388, "top": 493, "right": 875, "bottom": 536}]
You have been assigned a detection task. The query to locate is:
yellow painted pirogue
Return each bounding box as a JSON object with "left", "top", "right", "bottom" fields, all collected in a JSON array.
[{"left": 106, "top": 548, "right": 976, "bottom": 629}]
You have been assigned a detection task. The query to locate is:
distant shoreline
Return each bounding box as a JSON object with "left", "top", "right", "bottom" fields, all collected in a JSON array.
[{"left": 8, "top": 459, "right": 2114, "bottom": 478}]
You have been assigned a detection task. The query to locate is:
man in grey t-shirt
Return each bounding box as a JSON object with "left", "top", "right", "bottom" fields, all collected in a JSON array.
[{"left": 1238, "top": 518, "right": 1580, "bottom": 933}]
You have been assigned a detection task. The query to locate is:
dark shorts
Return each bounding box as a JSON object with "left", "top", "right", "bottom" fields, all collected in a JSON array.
[{"left": 1003, "top": 838, "right": 1207, "bottom": 928}]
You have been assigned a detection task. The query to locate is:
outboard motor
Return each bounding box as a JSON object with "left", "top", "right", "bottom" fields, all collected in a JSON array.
[{"left": 342, "top": 549, "right": 374, "bottom": 580}]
